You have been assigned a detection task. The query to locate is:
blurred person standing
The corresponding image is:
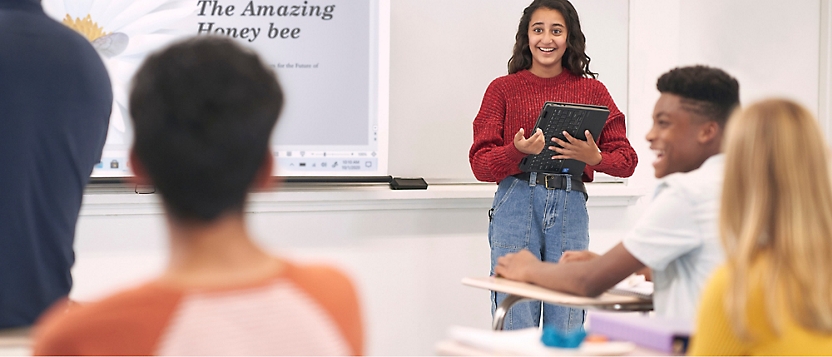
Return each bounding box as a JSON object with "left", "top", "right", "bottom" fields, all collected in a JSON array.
[{"left": 0, "top": 0, "right": 111, "bottom": 328}]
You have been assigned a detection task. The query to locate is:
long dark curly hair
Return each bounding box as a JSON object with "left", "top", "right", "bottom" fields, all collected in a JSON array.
[{"left": 507, "top": 0, "right": 597, "bottom": 78}]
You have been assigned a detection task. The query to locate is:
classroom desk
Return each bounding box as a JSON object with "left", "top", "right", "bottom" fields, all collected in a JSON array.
[{"left": 463, "top": 277, "right": 653, "bottom": 330}]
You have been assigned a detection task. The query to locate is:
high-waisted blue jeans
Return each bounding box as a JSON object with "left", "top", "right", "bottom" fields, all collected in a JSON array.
[{"left": 489, "top": 173, "right": 589, "bottom": 331}]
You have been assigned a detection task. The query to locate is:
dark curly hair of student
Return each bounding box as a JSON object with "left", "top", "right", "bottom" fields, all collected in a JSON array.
[
  {"left": 129, "top": 36, "right": 283, "bottom": 222},
  {"left": 507, "top": 0, "right": 597, "bottom": 78},
  {"left": 657, "top": 65, "right": 740, "bottom": 127}
]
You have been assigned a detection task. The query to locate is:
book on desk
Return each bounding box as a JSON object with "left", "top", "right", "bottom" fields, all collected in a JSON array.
[
  {"left": 607, "top": 274, "right": 653, "bottom": 300},
  {"left": 587, "top": 311, "right": 692, "bottom": 354}
]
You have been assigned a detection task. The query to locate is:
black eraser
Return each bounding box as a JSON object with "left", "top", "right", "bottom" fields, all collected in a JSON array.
[{"left": 390, "top": 177, "right": 428, "bottom": 190}]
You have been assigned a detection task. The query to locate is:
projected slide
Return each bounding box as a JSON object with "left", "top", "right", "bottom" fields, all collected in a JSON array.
[{"left": 43, "top": 0, "right": 389, "bottom": 178}]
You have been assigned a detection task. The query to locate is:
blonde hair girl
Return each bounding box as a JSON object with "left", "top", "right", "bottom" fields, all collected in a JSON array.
[{"left": 690, "top": 98, "right": 832, "bottom": 355}]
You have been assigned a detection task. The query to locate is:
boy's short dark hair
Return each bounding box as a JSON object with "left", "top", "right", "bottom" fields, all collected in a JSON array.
[
  {"left": 129, "top": 36, "right": 283, "bottom": 222},
  {"left": 657, "top": 65, "right": 740, "bottom": 126}
]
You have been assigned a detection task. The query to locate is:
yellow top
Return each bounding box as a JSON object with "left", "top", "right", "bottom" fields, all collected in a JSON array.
[{"left": 689, "top": 264, "right": 832, "bottom": 355}]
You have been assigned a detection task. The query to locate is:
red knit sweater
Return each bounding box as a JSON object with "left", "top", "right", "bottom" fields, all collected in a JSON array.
[{"left": 469, "top": 70, "right": 638, "bottom": 183}]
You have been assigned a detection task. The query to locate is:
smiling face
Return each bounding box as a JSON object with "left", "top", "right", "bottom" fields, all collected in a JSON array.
[
  {"left": 527, "top": 7, "right": 568, "bottom": 78},
  {"left": 646, "top": 93, "right": 717, "bottom": 178}
]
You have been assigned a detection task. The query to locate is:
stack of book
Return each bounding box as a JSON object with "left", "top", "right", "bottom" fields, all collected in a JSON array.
[
  {"left": 607, "top": 274, "right": 653, "bottom": 299},
  {"left": 587, "top": 311, "right": 693, "bottom": 354}
]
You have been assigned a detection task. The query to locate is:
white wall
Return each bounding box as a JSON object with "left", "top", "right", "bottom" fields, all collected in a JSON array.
[
  {"left": 627, "top": 0, "right": 824, "bottom": 197},
  {"left": 66, "top": 1, "right": 830, "bottom": 355},
  {"left": 821, "top": 0, "right": 832, "bottom": 139}
]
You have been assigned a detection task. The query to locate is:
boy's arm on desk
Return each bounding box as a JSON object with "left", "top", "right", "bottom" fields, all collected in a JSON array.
[{"left": 494, "top": 243, "right": 646, "bottom": 297}]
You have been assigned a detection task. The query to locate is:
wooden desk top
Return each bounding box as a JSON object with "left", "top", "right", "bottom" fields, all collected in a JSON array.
[{"left": 462, "top": 276, "right": 652, "bottom": 311}]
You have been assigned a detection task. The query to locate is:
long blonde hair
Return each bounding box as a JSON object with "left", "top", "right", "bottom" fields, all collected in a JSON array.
[{"left": 720, "top": 99, "right": 832, "bottom": 337}]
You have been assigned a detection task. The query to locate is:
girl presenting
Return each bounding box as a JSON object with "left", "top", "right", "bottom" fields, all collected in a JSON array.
[{"left": 469, "top": 0, "right": 637, "bottom": 331}]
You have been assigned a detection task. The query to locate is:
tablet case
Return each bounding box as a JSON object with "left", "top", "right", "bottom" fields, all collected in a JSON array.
[{"left": 518, "top": 102, "right": 609, "bottom": 175}]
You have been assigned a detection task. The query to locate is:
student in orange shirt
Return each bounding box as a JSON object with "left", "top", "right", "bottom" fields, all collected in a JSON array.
[{"left": 33, "top": 37, "right": 363, "bottom": 356}]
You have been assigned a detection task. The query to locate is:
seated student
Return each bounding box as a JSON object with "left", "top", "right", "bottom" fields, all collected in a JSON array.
[
  {"left": 494, "top": 65, "right": 739, "bottom": 321},
  {"left": 689, "top": 99, "right": 832, "bottom": 355},
  {"left": 32, "top": 37, "right": 363, "bottom": 356}
]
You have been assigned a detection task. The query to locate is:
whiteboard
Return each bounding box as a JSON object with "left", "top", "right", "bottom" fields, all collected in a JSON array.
[
  {"left": 387, "top": 0, "right": 629, "bottom": 182},
  {"left": 43, "top": 0, "right": 390, "bottom": 178}
]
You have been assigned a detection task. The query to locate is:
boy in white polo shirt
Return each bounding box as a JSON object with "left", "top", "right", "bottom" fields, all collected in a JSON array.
[{"left": 494, "top": 65, "right": 739, "bottom": 321}]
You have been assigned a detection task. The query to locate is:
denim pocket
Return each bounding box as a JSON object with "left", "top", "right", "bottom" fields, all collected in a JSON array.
[
  {"left": 491, "top": 177, "right": 520, "bottom": 215},
  {"left": 489, "top": 177, "right": 531, "bottom": 250},
  {"left": 559, "top": 190, "right": 590, "bottom": 251}
]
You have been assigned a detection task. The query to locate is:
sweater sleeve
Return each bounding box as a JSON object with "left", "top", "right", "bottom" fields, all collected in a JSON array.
[
  {"left": 589, "top": 84, "right": 637, "bottom": 178},
  {"left": 469, "top": 80, "right": 528, "bottom": 183}
]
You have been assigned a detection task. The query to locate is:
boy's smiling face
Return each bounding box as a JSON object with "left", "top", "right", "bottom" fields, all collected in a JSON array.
[{"left": 647, "top": 93, "right": 714, "bottom": 178}]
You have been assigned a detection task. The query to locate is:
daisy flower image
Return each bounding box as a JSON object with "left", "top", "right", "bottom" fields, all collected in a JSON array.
[{"left": 42, "top": 0, "right": 195, "bottom": 146}]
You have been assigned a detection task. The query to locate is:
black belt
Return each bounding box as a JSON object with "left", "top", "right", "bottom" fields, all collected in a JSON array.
[{"left": 513, "top": 172, "right": 586, "bottom": 193}]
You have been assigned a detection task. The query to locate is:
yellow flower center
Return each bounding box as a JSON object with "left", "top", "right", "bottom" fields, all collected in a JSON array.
[{"left": 61, "top": 14, "right": 109, "bottom": 42}]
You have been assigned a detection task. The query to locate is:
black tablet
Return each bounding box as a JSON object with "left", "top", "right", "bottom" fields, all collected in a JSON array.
[{"left": 518, "top": 102, "right": 609, "bottom": 175}]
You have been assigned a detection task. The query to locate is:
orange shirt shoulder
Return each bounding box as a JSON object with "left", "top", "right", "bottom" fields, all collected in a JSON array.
[{"left": 33, "top": 259, "right": 363, "bottom": 356}]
